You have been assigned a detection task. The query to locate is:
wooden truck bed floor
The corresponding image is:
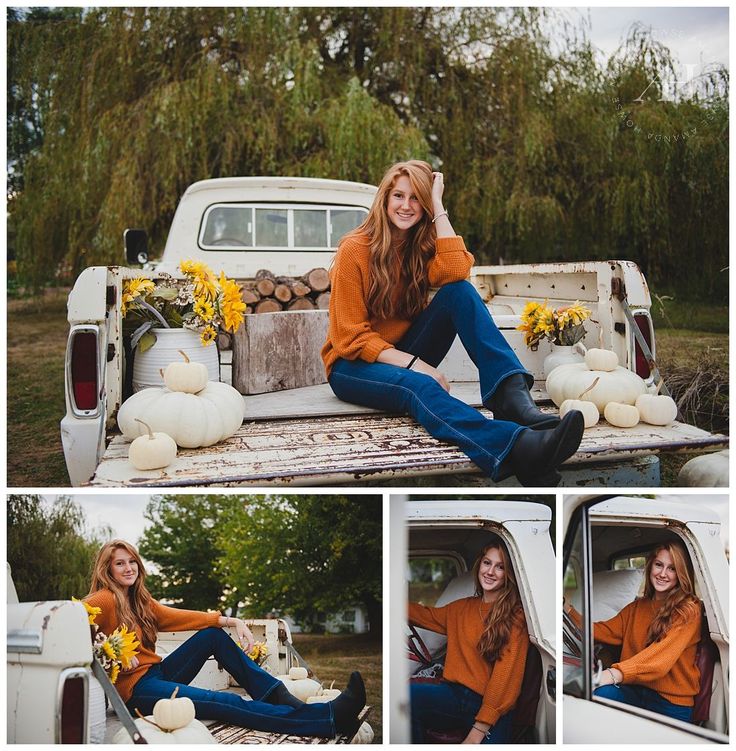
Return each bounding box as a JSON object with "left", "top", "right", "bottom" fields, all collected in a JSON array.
[{"left": 89, "top": 384, "right": 727, "bottom": 487}]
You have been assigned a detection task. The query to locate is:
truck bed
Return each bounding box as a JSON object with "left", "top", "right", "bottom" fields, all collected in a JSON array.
[{"left": 89, "top": 384, "right": 727, "bottom": 487}]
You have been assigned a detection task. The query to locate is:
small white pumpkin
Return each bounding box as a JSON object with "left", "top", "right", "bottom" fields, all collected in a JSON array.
[
  {"left": 118, "top": 381, "right": 245, "bottom": 448},
  {"left": 584, "top": 348, "right": 619, "bottom": 372},
  {"left": 163, "top": 350, "right": 210, "bottom": 394},
  {"left": 289, "top": 666, "right": 309, "bottom": 680},
  {"left": 350, "top": 722, "right": 375, "bottom": 744},
  {"left": 559, "top": 376, "right": 600, "bottom": 428},
  {"left": 678, "top": 450, "right": 729, "bottom": 487},
  {"left": 546, "top": 362, "right": 647, "bottom": 412},
  {"left": 128, "top": 419, "right": 177, "bottom": 470},
  {"left": 276, "top": 673, "right": 321, "bottom": 702},
  {"left": 604, "top": 402, "right": 640, "bottom": 428},
  {"left": 152, "top": 687, "right": 196, "bottom": 731},
  {"left": 635, "top": 390, "right": 677, "bottom": 426},
  {"left": 112, "top": 716, "right": 216, "bottom": 744},
  {"left": 307, "top": 680, "right": 341, "bottom": 702}
]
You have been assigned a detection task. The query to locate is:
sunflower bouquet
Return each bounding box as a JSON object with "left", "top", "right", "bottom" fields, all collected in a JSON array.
[
  {"left": 518, "top": 300, "right": 591, "bottom": 348},
  {"left": 235, "top": 636, "right": 269, "bottom": 666},
  {"left": 73, "top": 597, "right": 141, "bottom": 685},
  {"left": 122, "top": 260, "right": 247, "bottom": 351}
]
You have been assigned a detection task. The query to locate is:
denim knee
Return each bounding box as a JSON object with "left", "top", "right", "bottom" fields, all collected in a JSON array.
[
  {"left": 433, "top": 279, "right": 475, "bottom": 302},
  {"left": 593, "top": 684, "right": 623, "bottom": 701}
]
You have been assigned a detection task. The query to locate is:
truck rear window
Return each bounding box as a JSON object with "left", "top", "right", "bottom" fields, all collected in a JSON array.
[{"left": 199, "top": 203, "right": 367, "bottom": 251}]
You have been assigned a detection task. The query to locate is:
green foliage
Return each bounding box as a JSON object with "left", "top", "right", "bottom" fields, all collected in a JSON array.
[
  {"left": 8, "top": 8, "right": 728, "bottom": 301},
  {"left": 7, "top": 494, "right": 108, "bottom": 601},
  {"left": 138, "top": 494, "right": 243, "bottom": 612}
]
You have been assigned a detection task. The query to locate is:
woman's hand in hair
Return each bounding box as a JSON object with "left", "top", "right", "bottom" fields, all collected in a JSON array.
[
  {"left": 431, "top": 172, "right": 445, "bottom": 213},
  {"left": 122, "top": 656, "right": 140, "bottom": 672}
]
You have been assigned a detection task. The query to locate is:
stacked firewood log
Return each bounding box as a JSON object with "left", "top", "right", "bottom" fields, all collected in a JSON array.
[{"left": 242, "top": 268, "right": 331, "bottom": 314}]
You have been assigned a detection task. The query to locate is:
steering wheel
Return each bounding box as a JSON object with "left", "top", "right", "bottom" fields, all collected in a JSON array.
[
  {"left": 209, "top": 237, "right": 248, "bottom": 246},
  {"left": 407, "top": 625, "right": 433, "bottom": 667}
]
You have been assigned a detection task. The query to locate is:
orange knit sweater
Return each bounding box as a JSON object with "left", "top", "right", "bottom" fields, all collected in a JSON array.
[
  {"left": 409, "top": 597, "right": 529, "bottom": 726},
  {"left": 321, "top": 232, "right": 474, "bottom": 376},
  {"left": 571, "top": 598, "right": 701, "bottom": 706},
  {"left": 85, "top": 588, "right": 221, "bottom": 702}
]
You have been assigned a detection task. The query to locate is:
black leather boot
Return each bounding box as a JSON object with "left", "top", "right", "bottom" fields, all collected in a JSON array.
[
  {"left": 498, "top": 410, "right": 584, "bottom": 486},
  {"left": 263, "top": 682, "right": 305, "bottom": 709},
  {"left": 486, "top": 373, "right": 560, "bottom": 429},
  {"left": 331, "top": 671, "right": 366, "bottom": 737}
]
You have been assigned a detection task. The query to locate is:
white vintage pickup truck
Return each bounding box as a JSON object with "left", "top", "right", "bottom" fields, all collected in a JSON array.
[
  {"left": 6, "top": 565, "right": 370, "bottom": 744},
  {"left": 60, "top": 177, "right": 727, "bottom": 487}
]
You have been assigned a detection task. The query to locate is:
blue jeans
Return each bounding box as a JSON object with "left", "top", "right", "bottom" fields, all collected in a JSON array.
[
  {"left": 594, "top": 683, "right": 693, "bottom": 723},
  {"left": 410, "top": 680, "right": 513, "bottom": 743},
  {"left": 328, "top": 281, "right": 532, "bottom": 479},
  {"left": 128, "top": 628, "right": 335, "bottom": 737}
]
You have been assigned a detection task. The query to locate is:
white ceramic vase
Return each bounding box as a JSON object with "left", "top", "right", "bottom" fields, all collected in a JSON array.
[
  {"left": 132, "top": 328, "right": 220, "bottom": 392},
  {"left": 543, "top": 343, "right": 585, "bottom": 378}
]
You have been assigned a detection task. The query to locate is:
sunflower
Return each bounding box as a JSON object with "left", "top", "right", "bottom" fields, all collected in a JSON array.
[
  {"left": 110, "top": 663, "right": 120, "bottom": 684},
  {"left": 115, "top": 625, "right": 141, "bottom": 668},
  {"left": 121, "top": 277, "right": 155, "bottom": 316},
  {"left": 219, "top": 272, "right": 247, "bottom": 332},
  {"left": 102, "top": 640, "right": 117, "bottom": 661},
  {"left": 193, "top": 298, "right": 215, "bottom": 322},
  {"left": 72, "top": 596, "right": 102, "bottom": 626},
  {"left": 200, "top": 325, "right": 217, "bottom": 346}
]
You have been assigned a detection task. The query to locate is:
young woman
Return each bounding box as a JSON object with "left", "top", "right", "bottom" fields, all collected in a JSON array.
[
  {"left": 408, "top": 543, "right": 529, "bottom": 743},
  {"left": 321, "top": 160, "right": 584, "bottom": 487},
  {"left": 84, "top": 540, "right": 365, "bottom": 738},
  {"left": 564, "top": 540, "right": 701, "bottom": 722}
]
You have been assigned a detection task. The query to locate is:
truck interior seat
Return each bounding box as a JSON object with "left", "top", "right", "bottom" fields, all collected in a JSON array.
[
  {"left": 693, "top": 611, "right": 724, "bottom": 732},
  {"left": 570, "top": 568, "right": 644, "bottom": 621}
]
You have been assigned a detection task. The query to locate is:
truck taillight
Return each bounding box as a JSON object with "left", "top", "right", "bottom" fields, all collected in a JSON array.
[
  {"left": 633, "top": 311, "right": 655, "bottom": 379},
  {"left": 58, "top": 670, "right": 87, "bottom": 743},
  {"left": 68, "top": 328, "right": 99, "bottom": 413}
]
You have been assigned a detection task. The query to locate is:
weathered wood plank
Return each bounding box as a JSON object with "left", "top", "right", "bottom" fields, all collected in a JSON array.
[
  {"left": 232, "top": 311, "right": 329, "bottom": 394},
  {"left": 90, "top": 410, "right": 726, "bottom": 487}
]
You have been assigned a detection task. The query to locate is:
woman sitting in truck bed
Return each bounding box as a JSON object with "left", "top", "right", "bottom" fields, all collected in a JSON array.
[
  {"left": 408, "top": 542, "right": 529, "bottom": 743},
  {"left": 84, "top": 540, "right": 366, "bottom": 738},
  {"left": 321, "top": 159, "right": 584, "bottom": 487},
  {"left": 565, "top": 539, "right": 701, "bottom": 722}
]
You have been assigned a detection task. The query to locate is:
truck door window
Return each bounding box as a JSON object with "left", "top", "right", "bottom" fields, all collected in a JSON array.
[
  {"left": 256, "top": 209, "right": 289, "bottom": 246},
  {"left": 408, "top": 556, "right": 461, "bottom": 606},
  {"left": 331, "top": 209, "right": 366, "bottom": 243},
  {"left": 202, "top": 206, "right": 253, "bottom": 246},
  {"left": 294, "top": 209, "right": 328, "bottom": 247}
]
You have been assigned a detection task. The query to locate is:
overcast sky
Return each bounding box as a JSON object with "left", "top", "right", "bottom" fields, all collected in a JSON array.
[{"left": 559, "top": 6, "right": 729, "bottom": 69}]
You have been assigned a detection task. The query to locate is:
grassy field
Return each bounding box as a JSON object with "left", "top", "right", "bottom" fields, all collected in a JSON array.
[
  {"left": 293, "top": 633, "right": 382, "bottom": 743},
  {"left": 6, "top": 290, "right": 728, "bottom": 488}
]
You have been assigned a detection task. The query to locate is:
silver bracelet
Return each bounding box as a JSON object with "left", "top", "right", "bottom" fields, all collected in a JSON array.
[
  {"left": 607, "top": 668, "right": 620, "bottom": 687},
  {"left": 432, "top": 210, "right": 449, "bottom": 223}
]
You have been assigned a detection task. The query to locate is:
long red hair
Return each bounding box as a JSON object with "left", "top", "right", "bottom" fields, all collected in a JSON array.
[
  {"left": 642, "top": 540, "right": 700, "bottom": 645},
  {"left": 349, "top": 160, "right": 437, "bottom": 320},
  {"left": 87, "top": 539, "right": 158, "bottom": 649},
  {"left": 472, "top": 542, "right": 525, "bottom": 664}
]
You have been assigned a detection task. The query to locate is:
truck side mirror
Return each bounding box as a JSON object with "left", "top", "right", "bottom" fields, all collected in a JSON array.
[{"left": 124, "top": 229, "right": 149, "bottom": 265}]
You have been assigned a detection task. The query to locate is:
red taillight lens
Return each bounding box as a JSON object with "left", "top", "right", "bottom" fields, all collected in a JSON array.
[
  {"left": 60, "top": 675, "right": 85, "bottom": 743},
  {"left": 71, "top": 331, "right": 98, "bottom": 410},
  {"left": 634, "top": 314, "right": 653, "bottom": 379}
]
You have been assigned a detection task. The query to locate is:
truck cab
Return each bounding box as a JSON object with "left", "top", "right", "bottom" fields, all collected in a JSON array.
[{"left": 562, "top": 494, "right": 729, "bottom": 743}]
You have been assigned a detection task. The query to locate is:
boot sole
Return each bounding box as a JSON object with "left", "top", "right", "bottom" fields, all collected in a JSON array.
[{"left": 517, "top": 411, "right": 584, "bottom": 484}]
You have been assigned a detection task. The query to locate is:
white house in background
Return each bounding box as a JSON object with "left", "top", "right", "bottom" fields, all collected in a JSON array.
[{"left": 278, "top": 606, "right": 369, "bottom": 635}]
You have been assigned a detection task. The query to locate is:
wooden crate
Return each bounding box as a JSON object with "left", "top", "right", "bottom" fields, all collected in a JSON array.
[{"left": 232, "top": 310, "right": 329, "bottom": 394}]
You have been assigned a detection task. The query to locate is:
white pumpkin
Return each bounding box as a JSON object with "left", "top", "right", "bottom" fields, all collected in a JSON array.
[
  {"left": 560, "top": 399, "right": 599, "bottom": 429},
  {"left": 289, "top": 666, "right": 309, "bottom": 680},
  {"left": 604, "top": 402, "right": 640, "bottom": 428},
  {"left": 118, "top": 381, "right": 245, "bottom": 448},
  {"left": 584, "top": 348, "right": 618, "bottom": 372},
  {"left": 678, "top": 450, "right": 729, "bottom": 487},
  {"left": 164, "top": 350, "right": 209, "bottom": 394},
  {"left": 276, "top": 673, "right": 321, "bottom": 702},
  {"left": 153, "top": 687, "right": 196, "bottom": 731},
  {"left": 350, "top": 722, "right": 375, "bottom": 744},
  {"left": 546, "top": 363, "right": 647, "bottom": 412},
  {"left": 128, "top": 419, "right": 177, "bottom": 470},
  {"left": 635, "top": 393, "right": 677, "bottom": 426},
  {"left": 112, "top": 717, "right": 216, "bottom": 744},
  {"left": 307, "top": 680, "right": 341, "bottom": 702}
]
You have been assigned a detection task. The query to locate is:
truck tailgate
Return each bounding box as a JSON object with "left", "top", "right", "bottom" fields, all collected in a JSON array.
[{"left": 90, "top": 385, "right": 726, "bottom": 487}]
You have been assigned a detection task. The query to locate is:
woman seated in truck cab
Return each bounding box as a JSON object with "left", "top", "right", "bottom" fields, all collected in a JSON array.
[
  {"left": 408, "top": 542, "right": 529, "bottom": 743},
  {"left": 84, "top": 540, "right": 365, "bottom": 738},
  {"left": 564, "top": 539, "right": 701, "bottom": 723},
  {"left": 321, "top": 159, "right": 584, "bottom": 487}
]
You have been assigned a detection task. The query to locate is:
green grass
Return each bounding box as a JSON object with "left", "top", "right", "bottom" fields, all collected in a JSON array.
[
  {"left": 293, "top": 633, "right": 382, "bottom": 743},
  {"left": 8, "top": 290, "right": 71, "bottom": 487},
  {"left": 650, "top": 295, "right": 728, "bottom": 334}
]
